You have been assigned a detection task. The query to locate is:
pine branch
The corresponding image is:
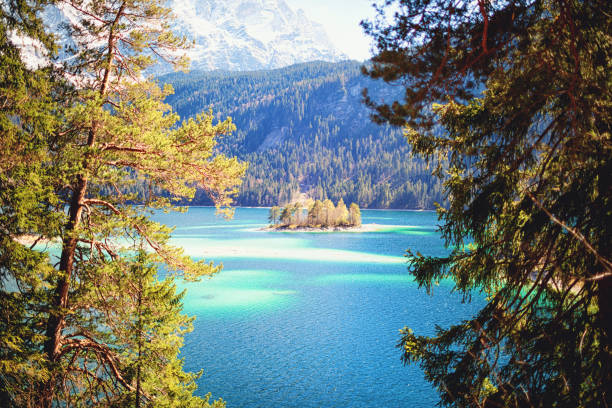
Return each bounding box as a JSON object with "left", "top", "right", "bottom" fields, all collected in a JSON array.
[{"left": 526, "top": 191, "right": 612, "bottom": 278}]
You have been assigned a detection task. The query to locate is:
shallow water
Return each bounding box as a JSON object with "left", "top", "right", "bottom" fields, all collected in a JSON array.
[{"left": 153, "top": 207, "right": 484, "bottom": 408}]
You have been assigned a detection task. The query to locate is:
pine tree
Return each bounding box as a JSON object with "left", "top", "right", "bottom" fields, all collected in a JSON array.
[
  {"left": 1, "top": 0, "right": 245, "bottom": 406},
  {"left": 291, "top": 202, "right": 304, "bottom": 225},
  {"left": 334, "top": 198, "right": 348, "bottom": 226},
  {"left": 1, "top": 1, "right": 66, "bottom": 404},
  {"left": 363, "top": 0, "right": 612, "bottom": 406},
  {"left": 99, "top": 249, "right": 225, "bottom": 407},
  {"left": 280, "top": 207, "right": 292, "bottom": 226},
  {"left": 268, "top": 206, "right": 281, "bottom": 225},
  {"left": 322, "top": 199, "right": 335, "bottom": 227},
  {"left": 348, "top": 203, "right": 361, "bottom": 227},
  {"left": 308, "top": 200, "right": 324, "bottom": 226}
]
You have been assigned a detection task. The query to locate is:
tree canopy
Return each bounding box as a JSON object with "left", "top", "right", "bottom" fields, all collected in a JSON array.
[
  {"left": 363, "top": 0, "right": 611, "bottom": 406},
  {"left": 269, "top": 199, "right": 361, "bottom": 229},
  {"left": 1, "top": 0, "right": 245, "bottom": 406}
]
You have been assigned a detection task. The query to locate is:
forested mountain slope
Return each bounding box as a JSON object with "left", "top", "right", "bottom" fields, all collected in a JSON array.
[{"left": 161, "top": 61, "right": 444, "bottom": 209}]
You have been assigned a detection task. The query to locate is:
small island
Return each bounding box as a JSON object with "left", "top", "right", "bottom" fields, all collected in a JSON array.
[{"left": 267, "top": 198, "right": 361, "bottom": 230}]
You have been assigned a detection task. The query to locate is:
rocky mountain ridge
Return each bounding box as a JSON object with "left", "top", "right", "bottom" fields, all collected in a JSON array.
[
  {"left": 167, "top": 0, "right": 348, "bottom": 71},
  {"left": 29, "top": 0, "right": 347, "bottom": 73}
]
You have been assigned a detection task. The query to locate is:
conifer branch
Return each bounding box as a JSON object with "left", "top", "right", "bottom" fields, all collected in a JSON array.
[
  {"left": 526, "top": 191, "right": 612, "bottom": 277},
  {"left": 60, "top": 337, "right": 134, "bottom": 392}
]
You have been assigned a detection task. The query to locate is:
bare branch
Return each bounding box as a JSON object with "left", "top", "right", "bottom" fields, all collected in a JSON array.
[
  {"left": 59, "top": 336, "right": 135, "bottom": 392},
  {"left": 526, "top": 191, "right": 612, "bottom": 276}
]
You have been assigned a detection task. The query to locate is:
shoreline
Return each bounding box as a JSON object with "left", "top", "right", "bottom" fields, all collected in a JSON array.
[
  {"left": 155, "top": 205, "right": 437, "bottom": 212},
  {"left": 259, "top": 223, "right": 392, "bottom": 233}
]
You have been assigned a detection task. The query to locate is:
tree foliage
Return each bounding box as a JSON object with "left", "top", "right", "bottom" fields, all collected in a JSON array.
[
  {"left": 269, "top": 199, "right": 361, "bottom": 229},
  {"left": 1, "top": 1, "right": 64, "bottom": 404},
  {"left": 348, "top": 203, "right": 362, "bottom": 227},
  {"left": 1, "top": 0, "right": 245, "bottom": 406},
  {"left": 363, "top": 0, "right": 611, "bottom": 406}
]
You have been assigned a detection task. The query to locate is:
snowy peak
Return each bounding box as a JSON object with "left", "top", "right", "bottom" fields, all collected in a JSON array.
[{"left": 170, "top": 0, "right": 348, "bottom": 71}]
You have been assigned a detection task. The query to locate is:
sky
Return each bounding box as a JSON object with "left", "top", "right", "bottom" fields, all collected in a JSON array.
[{"left": 284, "top": 0, "right": 380, "bottom": 61}]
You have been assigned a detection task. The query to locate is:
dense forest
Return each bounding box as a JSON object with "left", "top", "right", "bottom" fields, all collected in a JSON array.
[{"left": 161, "top": 61, "right": 444, "bottom": 209}]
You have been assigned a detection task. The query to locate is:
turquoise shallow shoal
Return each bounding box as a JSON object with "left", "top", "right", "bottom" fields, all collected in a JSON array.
[{"left": 153, "top": 207, "right": 485, "bottom": 408}]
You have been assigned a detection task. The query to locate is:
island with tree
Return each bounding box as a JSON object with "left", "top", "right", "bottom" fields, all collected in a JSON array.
[{"left": 267, "top": 198, "right": 362, "bottom": 231}]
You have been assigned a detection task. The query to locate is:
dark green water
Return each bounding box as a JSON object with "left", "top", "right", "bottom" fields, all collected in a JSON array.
[{"left": 154, "top": 207, "right": 485, "bottom": 407}]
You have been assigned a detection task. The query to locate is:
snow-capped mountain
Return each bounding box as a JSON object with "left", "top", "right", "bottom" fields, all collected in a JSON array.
[
  {"left": 169, "top": 0, "right": 348, "bottom": 71},
  {"left": 22, "top": 0, "right": 346, "bottom": 73}
]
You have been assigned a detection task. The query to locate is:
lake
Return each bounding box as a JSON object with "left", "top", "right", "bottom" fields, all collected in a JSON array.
[{"left": 153, "top": 207, "right": 485, "bottom": 408}]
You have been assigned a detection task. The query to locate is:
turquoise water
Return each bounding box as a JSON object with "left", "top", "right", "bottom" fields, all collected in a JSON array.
[{"left": 154, "top": 207, "right": 484, "bottom": 407}]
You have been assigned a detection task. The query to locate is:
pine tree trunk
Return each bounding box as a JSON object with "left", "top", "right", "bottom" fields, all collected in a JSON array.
[
  {"left": 39, "top": 23, "right": 112, "bottom": 398},
  {"left": 41, "top": 125, "right": 98, "bottom": 406},
  {"left": 40, "top": 175, "right": 88, "bottom": 407},
  {"left": 135, "top": 268, "right": 143, "bottom": 408}
]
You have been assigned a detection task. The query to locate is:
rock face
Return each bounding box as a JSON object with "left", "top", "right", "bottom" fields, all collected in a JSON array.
[{"left": 169, "top": 0, "right": 348, "bottom": 71}]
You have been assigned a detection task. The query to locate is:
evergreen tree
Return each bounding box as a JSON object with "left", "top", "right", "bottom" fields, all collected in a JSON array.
[
  {"left": 323, "top": 199, "right": 335, "bottom": 227},
  {"left": 106, "top": 249, "right": 227, "bottom": 408},
  {"left": 363, "top": 0, "right": 611, "bottom": 406},
  {"left": 348, "top": 203, "right": 361, "bottom": 227},
  {"left": 334, "top": 198, "right": 349, "bottom": 226},
  {"left": 1, "top": 1, "right": 67, "bottom": 405},
  {"left": 291, "top": 202, "right": 304, "bottom": 225},
  {"left": 268, "top": 206, "right": 280, "bottom": 225},
  {"left": 308, "top": 200, "right": 324, "bottom": 226},
  {"left": 1, "top": 0, "right": 245, "bottom": 406},
  {"left": 280, "top": 207, "right": 292, "bottom": 225}
]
